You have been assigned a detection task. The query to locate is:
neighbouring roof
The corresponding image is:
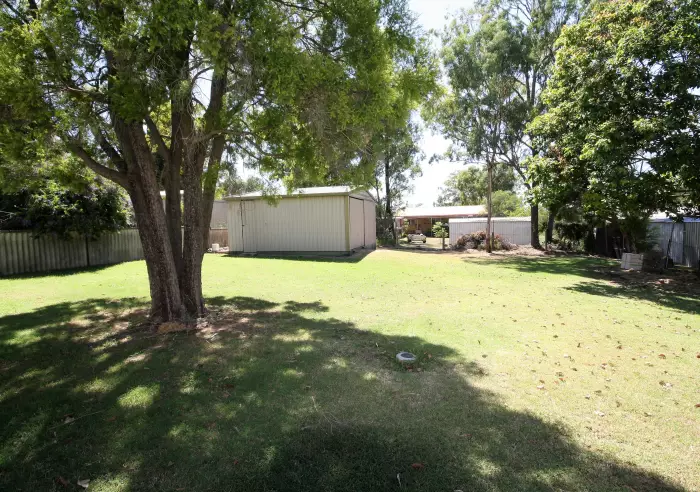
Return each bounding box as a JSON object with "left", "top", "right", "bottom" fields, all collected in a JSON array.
[
  {"left": 449, "top": 216, "right": 531, "bottom": 223},
  {"left": 650, "top": 212, "right": 700, "bottom": 222},
  {"left": 397, "top": 205, "right": 487, "bottom": 218},
  {"left": 224, "top": 186, "right": 375, "bottom": 202}
]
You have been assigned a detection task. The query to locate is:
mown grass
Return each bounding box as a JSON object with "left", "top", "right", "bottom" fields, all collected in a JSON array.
[{"left": 0, "top": 250, "right": 697, "bottom": 491}]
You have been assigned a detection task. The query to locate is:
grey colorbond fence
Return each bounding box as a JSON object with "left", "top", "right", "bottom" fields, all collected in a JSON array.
[
  {"left": 1, "top": 228, "right": 229, "bottom": 276},
  {"left": 649, "top": 220, "right": 700, "bottom": 269}
]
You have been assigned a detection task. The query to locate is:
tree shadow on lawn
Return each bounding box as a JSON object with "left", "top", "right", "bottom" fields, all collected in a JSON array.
[
  {"left": 225, "top": 249, "right": 372, "bottom": 263},
  {"left": 0, "top": 296, "right": 688, "bottom": 491},
  {"left": 466, "top": 255, "right": 700, "bottom": 314}
]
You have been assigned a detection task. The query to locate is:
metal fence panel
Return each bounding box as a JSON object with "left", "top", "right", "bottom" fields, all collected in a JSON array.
[
  {"left": 449, "top": 218, "right": 531, "bottom": 246},
  {"left": 88, "top": 229, "right": 144, "bottom": 266},
  {"left": 0, "top": 231, "right": 87, "bottom": 275},
  {"left": 1, "top": 228, "right": 230, "bottom": 276},
  {"left": 684, "top": 222, "right": 700, "bottom": 269}
]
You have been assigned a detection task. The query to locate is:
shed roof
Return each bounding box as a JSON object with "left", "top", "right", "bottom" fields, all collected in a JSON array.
[
  {"left": 397, "top": 205, "right": 486, "bottom": 218},
  {"left": 224, "top": 186, "right": 375, "bottom": 202}
]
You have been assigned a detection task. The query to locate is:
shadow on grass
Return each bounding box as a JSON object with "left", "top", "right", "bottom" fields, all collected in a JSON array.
[
  {"left": 0, "top": 296, "right": 688, "bottom": 491},
  {"left": 467, "top": 255, "right": 700, "bottom": 314},
  {"left": 225, "top": 249, "right": 373, "bottom": 263}
]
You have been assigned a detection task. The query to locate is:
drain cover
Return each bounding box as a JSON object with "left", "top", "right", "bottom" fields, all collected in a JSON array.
[{"left": 396, "top": 352, "right": 417, "bottom": 363}]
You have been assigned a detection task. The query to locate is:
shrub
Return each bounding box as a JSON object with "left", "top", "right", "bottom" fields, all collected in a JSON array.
[{"left": 453, "top": 230, "right": 516, "bottom": 251}]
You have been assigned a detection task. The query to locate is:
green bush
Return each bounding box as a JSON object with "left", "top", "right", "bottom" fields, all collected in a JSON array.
[{"left": 454, "top": 231, "right": 515, "bottom": 251}]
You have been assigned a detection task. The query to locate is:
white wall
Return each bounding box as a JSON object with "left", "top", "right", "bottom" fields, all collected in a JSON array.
[
  {"left": 227, "top": 196, "right": 347, "bottom": 252},
  {"left": 449, "top": 218, "right": 532, "bottom": 246}
]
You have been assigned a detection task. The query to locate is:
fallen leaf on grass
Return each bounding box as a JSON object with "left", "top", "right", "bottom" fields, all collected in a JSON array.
[
  {"left": 106, "top": 416, "right": 117, "bottom": 422},
  {"left": 411, "top": 463, "right": 424, "bottom": 470},
  {"left": 658, "top": 354, "right": 666, "bottom": 359},
  {"left": 56, "top": 476, "right": 70, "bottom": 487}
]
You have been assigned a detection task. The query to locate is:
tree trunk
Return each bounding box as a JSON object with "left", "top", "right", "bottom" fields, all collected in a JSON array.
[
  {"left": 486, "top": 163, "right": 493, "bottom": 253},
  {"left": 117, "top": 119, "right": 185, "bottom": 322},
  {"left": 384, "top": 157, "right": 396, "bottom": 242},
  {"left": 531, "top": 204, "right": 541, "bottom": 249},
  {"left": 545, "top": 209, "right": 555, "bottom": 246},
  {"left": 200, "top": 134, "right": 226, "bottom": 251}
]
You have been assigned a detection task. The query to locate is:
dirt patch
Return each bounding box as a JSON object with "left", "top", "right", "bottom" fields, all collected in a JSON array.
[{"left": 595, "top": 266, "right": 700, "bottom": 296}]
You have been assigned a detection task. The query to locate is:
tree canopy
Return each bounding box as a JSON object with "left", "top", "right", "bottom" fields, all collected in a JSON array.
[
  {"left": 435, "top": 165, "right": 515, "bottom": 206},
  {"left": 0, "top": 0, "right": 430, "bottom": 320},
  {"left": 428, "top": 0, "right": 587, "bottom": 247},
  {"left": 529, "top": 0, "right": 700, "bottom": 223}
]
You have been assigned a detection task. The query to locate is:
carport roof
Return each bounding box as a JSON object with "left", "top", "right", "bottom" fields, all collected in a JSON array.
[{"left": 397, "top": 205, "right": 486, "bottom": 218}]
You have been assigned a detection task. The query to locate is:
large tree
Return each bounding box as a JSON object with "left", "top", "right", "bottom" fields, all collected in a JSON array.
[
  {"left": 435, "top": 164, "right": 515, "bottom": 206},
  {"left": 372, "top": 121, "right": 423, "bottom": 241},
  {"left": 428, "top": 14, "right": 527, "bottom": 251},
  {"left": 529, "top": 0, "right": 700, "bottom": 229},
  {"left": 430, "top": 0, "right": 587, "bottom": 248},
  {"left": 1, "top": 0, "right": 424, "bottom": 321}
]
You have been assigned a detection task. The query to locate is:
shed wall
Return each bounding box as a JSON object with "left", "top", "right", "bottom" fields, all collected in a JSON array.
[
  {"left": 228, "top": 195, "right": 347, "bottom": 252},
  {"left": 349, "top": 197, "right": 365, "bottom": 250},
  {"left": 363, "top": 200, "right": 376, "bottom": 248},
  {"left": 449, "top": 218, "right": 532, "bottom": 246}
]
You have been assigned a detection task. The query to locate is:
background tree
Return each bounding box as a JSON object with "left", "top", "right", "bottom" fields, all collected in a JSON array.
[
  {"left": 529, "top": 0, "right": 700, "bottom": 250},
  {"left": 0, "top": 183, "right": 128, "bottom": 239},
  {"left": 486, "top": 190, "right": 528, "bottom": 217},
  {"left": 434, "top": 164, "right": 515, "bottom": 206},
  {"left": 428, "top": 14, "right": 527, "bottom": 252},
  {"left": 430, "top": 0, "right": 587, "bottom": 248},
  {"left": 373, "top": 122, "right": 424, "bottom": 242},
  {"left": 1, "top": 0, "right": 425, "bottom": 321},
  {"left": 215, "top": 163, "right": 266, "bottom": 199}
]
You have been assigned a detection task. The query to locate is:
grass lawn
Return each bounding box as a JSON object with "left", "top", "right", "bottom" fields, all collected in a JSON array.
[{"left": 0, "top": 250, "right": 698, "bottom": 491}]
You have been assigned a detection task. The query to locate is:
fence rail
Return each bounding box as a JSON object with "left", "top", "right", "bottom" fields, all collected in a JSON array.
[{"left": 1, "top": 228, "right": 229, "bottom": 276}]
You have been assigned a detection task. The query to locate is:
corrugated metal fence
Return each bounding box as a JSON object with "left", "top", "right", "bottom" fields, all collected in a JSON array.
[
  {"left": 1, "top": 228, "right": 230, "bottom": 276},
  {"left": 449, "top": 217, "right": 531, "bottom": 246},
  {"left": 649, "top": 221, "right": 700, "bottom": 269},
  {"left": 0, "top": 229, "right": 144, "bottom": 276}
]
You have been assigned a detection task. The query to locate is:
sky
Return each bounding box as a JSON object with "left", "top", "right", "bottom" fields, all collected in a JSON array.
[
  {"left": 405, "top": 0, "right": 474, "bottom": 207},
  {"left": 237, "top": 0, "right": 474, "bottom": 207}
]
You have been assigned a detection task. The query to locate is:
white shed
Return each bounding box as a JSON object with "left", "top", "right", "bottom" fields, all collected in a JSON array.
[{"left": 225, "top": 186, "right": 376, "bottom": 254}]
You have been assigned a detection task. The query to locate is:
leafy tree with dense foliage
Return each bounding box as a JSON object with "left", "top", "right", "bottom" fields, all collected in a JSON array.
[
  {"left": 1, "top": 0, "right": 427, "bottom": 321},
  {"left": 373, "top": 121, "right": 424, "bottom": 241},
  {"left": 486, "top": 190, "right": 528, "bottom": 217},
  {"left": 434, "top": 164, "right": 515, "bottom": 206},
  {"left": 429, "top": 0, "right": 587, "bottom": 248},
  {"left": 215, "top": 167, "right": 266, "bottom": 199},
  {"left": 0, "top": 183, "right": 128, "bottom": 239},
  {"left": 428, "top": 13, "right": 527, "bottom": 251},
  {"left": 529, "top": 0, "right": 700, "bottom": 239}
]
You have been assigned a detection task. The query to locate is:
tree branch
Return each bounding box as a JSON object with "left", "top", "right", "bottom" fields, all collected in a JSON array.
[
  {"left": 145, "top": 115, "right": 171, "bottom": 166},
  {"left": 65, "top": 141, "right": 129, "bottom": 188}
]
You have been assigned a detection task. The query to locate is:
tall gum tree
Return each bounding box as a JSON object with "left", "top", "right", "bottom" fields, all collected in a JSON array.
[
  {"left": 430, "top": 1, "right": 588, "bottom": 247},
  {"left": 1, "top": 0, "right": 426, "bottom": 321}
]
